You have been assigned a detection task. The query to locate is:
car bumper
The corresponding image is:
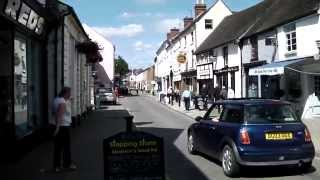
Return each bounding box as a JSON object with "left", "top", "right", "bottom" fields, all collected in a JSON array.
[
  {"left": 234, "top": 144, "right": 315, "bottom": 166},
  {"left": 99, "top": 97, "right": 116, "bottom": 102}
]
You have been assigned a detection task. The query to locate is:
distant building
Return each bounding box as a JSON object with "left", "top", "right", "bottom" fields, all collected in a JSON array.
[{"left": 83, "top": 24, "right": 115, "bottom": 88}]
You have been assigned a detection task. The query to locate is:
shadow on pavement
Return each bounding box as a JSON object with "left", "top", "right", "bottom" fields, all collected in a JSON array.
[
  {"left": 199, "top": 151, "right": 316, "bottom": 178},
  {"left": 139, "top": 127, "right": 210, "bottom": 180},
  {"left": 240, "top": 165, "right": 316, "bottom": 178},
  {"left": 4, "top": 110, "right": 131, "bottom": 180}
]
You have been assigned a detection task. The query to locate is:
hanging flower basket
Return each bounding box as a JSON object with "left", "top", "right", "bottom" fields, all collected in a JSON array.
[
  {"left": 86, "top": 51, "right": 103, "bottom": 64},
  {"left": 76, "top": 40, "right": 102, "bottom": 54}
]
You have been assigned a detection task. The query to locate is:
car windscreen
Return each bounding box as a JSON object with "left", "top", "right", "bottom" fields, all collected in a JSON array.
[{"left": 244, "top": 104, "right": 299, "bottom": 123}]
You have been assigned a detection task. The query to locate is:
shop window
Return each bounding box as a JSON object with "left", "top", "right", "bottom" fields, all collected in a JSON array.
[
  {"left": 315, "top": 76, "right": 320, "bottom": 97},
  {"left": 14, "top": 33, "right": 42, "bottom": 138},
  {"left": 287, "top": 70, "right": 301, "bottom": 99},
  {"left": 231, "top": 72, "right": 235, "bottom": 91},
  {"left": 248, "top": 76, "right": 258, "bottom": 98},
  {"left": 14, "top": 35, "right": 28, "bottom": 138}
]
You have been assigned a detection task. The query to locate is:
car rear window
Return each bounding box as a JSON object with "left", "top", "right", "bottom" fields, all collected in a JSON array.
[
  {"left": 97, "top": 88, "right": 113, "bottom": 93},
  {"left": 244, "top": 104, "right": 299, "bottom": 123}
]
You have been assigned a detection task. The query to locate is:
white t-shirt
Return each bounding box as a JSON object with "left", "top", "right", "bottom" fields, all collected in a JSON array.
[{"left": 51, "top": 97, "right": 72, "bottom": 126}]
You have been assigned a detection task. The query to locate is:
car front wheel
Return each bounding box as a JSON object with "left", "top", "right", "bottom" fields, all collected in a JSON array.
[
  {"left": 187, "top": 133, "right": 197, "bottom": 155},
  {"left": 222, "top": 145, "right": 240, "bottom": 177}
]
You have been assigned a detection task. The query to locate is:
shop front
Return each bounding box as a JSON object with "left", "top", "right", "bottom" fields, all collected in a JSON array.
[
  {"left": 181, "top": 70, "right": 197, "bottom": 93},
  {"left": 197, "top": 63, "right": 214, "bottom": 94},
  {"left": 0, "top": 0, "right": 50, "bottom": 161},
  {"left": 243, "top": 61, "right": 266, "bottom": 98},
  {"left": 214, "top": 66, "right": 239, "bottom": 92},
  {"left": 249, "top": 59, "right": 303, "bottom": 99}
]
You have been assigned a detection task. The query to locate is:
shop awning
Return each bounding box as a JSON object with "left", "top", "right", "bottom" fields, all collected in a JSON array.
[{"left": 249, "top": 59, "right": 304, "bottom": 76}]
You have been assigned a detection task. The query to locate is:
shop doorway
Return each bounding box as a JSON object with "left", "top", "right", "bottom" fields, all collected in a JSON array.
[{"left": 261, "top": 75, "right": 281, "bottom": 99}]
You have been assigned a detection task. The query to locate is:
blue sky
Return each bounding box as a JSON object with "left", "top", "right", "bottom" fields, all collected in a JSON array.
[{"left": 64, "top": 0, "right": 262, "bottom": 69}]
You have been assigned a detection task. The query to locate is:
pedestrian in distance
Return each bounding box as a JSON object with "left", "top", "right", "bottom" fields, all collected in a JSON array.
[
  {"left": 200, "top": 84, "right": 208, "bottom": 109},
  {"left": 51, "top": 87, "right": 77, "bottom": 172},
  {"left": 220, "top": 86, "right": 227, "bottom": 100},
  {"left": 227, "top": 86, "right": 235, "bottom": 99},
  {"left": 167, "top": 86, "right": 173, "bottom": 105},
  {"left": 182, "top": 88, "right": 191, "bottom": 111}
]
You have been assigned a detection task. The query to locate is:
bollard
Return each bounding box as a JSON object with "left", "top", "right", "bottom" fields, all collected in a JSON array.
[{"left": 125, "top": 115, "right": 134, "bottom": 132}]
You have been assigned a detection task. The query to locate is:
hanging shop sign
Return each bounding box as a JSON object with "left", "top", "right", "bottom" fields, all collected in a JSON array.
[
  {"left": 177, "top": 53, "right": 187, "bottom": 64},
  {"left": 214, "top": 66, "right": 239, "bottom": 74},
  {"left": 4, "top": 0, "right": 45, "bottom": 35}
]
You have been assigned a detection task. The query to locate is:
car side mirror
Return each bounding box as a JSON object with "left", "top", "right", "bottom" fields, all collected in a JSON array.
[{"left": 195, "top": 116, "right": 203, "bottom": 122}]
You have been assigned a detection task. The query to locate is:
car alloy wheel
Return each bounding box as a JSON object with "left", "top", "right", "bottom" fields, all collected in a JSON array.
[
  {"left": 222, "top": 145, "right": 240, "bottom": 177},
  {"left": 187, "top": 133, "right": 197, "bottom": 154}
]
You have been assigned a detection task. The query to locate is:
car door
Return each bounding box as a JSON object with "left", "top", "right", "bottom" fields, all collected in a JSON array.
[
  {"left": 205, "top": 105, "right": 243, "bottom": 158},
  {"left": 198, "top": 104, "right": 224, "bottom": 157}
]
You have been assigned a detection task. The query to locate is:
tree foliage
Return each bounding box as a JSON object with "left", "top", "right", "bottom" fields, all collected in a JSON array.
[{"left": 115, "top": 56, "right": 129, "bottom": 76}]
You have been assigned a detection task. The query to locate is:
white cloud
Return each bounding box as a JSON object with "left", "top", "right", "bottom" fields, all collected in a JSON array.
[
  {"left": 134, "top": 41, "right": 153, "bottom": 51},
  {"left": 119, "top": 12, "right": 165, "bottom": 19},
  {"left": 92, "top": 24, "right": 144, "bottom": 37},
  {"left": 135, "top": 0, "right": 166, "bottom": 4},
  {"left": 120, "top": 12, "right": 135, "bottom": 18},
  {"left": 155, "top": 18, "right": 183, "bottom": 33}
]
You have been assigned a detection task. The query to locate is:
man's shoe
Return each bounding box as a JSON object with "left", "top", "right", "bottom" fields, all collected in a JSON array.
[
  {"left": 54, "top": 167, "right": 62, "bottom": 173},
  {"left": 67, "top": 163, "right": 77, "bottom": 171}
]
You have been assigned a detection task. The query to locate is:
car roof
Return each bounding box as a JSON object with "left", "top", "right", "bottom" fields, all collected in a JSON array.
[{"left": 214, "top": 98, "right": 291, "bottom": 106}]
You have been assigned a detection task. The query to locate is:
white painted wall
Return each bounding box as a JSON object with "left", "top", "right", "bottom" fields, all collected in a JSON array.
[
  {"left": 63, "top": 15, "right": 92, "bottom": 117},
  {"left": 195, "top": 0, "right": 232, "bottom": 46},
  {"left": 83, "top": 24, "right": 115, "bottom": 82},
  {"left": 277, "top": 14, "right": 320, "bottom": 61},
  {"left": 214, "top": 43, "right": 242, "bottom": 98}
]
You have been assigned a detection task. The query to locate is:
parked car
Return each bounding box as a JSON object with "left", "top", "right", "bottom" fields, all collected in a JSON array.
[
  {"left": 95, "top": 87, "right": 117, "bottom": 108},
  {"left": 187, "top": 99, "right": 315, "bottom": 177}
]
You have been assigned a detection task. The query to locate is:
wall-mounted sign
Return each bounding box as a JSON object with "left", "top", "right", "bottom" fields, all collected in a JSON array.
[
  {"left": 177, "top": 53, "right": 187, "bottom": 64},
  {"left": 214, "top": 66, "right": 239, "bottom": 74},
  {"left": 198, "top": 69, "right": 210, "bottom": 76},
  {"left": 104, "top": 131, "right": 165, "bottom": 180},
  {"left": 4, "top": 0, "right": 45, "bottom": 35}
]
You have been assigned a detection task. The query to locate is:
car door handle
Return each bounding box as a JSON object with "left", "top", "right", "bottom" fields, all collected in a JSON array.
[{"left": 210, "top": 127, "right": 216, "bottom": 130}]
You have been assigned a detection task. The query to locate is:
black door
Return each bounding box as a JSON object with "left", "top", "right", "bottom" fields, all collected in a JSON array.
[{"left": 0, "top": 20, "right": 14, "bottom": 162}]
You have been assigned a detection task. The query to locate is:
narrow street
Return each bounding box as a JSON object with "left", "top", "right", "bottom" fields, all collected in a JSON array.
[{"left": 122, "top": 95, "right": 320, "bottom": 180}]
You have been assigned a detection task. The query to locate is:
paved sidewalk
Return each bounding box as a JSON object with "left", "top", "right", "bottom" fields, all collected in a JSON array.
[
  {"left": 145, "top": 94, "right": 206, "bottom": 119},
  {"left": 4, "top": 103, "right": 130, "bottom": 180}
]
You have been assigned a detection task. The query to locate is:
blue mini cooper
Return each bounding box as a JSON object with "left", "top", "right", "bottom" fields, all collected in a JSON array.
[{"left": 187, "top": 99, "right": 315, "bottom": 177}]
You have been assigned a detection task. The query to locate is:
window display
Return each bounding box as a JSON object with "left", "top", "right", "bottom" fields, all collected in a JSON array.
[{"left": 14, "top": 35, "right": 29, "bottom": 138}]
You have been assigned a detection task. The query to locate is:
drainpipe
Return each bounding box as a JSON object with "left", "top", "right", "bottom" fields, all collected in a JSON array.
[{"left": 238, "top": 40, "right": 244, "bottom": 97}]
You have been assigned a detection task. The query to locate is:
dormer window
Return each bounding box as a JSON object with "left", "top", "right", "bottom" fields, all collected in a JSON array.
[{"left": 205, "top": 19, "right": 213, "bottom": 29}]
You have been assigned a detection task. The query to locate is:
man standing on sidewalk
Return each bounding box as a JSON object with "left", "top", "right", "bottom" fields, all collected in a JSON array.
[
  {"left": 51, "top": 87, "right": 77, "bottom": 172},
  {"left": 182, "top": 88, "right": 191, "bottom": 111}
]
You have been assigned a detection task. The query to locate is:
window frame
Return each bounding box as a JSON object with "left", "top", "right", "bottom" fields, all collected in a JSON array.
[{"left": 284, "top": 23, "right": 297, "bottom": 52}]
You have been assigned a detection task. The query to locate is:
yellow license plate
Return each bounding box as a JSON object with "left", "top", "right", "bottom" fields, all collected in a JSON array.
[{"left": 265, "top": 132, "right": 293, "bottom": 140}]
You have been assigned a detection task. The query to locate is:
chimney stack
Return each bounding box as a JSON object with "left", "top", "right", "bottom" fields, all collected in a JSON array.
[
  {"left": 167, "top": 28, "right": 180, "bottom": 40},
  {"left": 183, "top": 17, "right": 193, "bottom": 28},
  {"left": 195, "top": 0, "right": 206, "bottom": 17}
]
